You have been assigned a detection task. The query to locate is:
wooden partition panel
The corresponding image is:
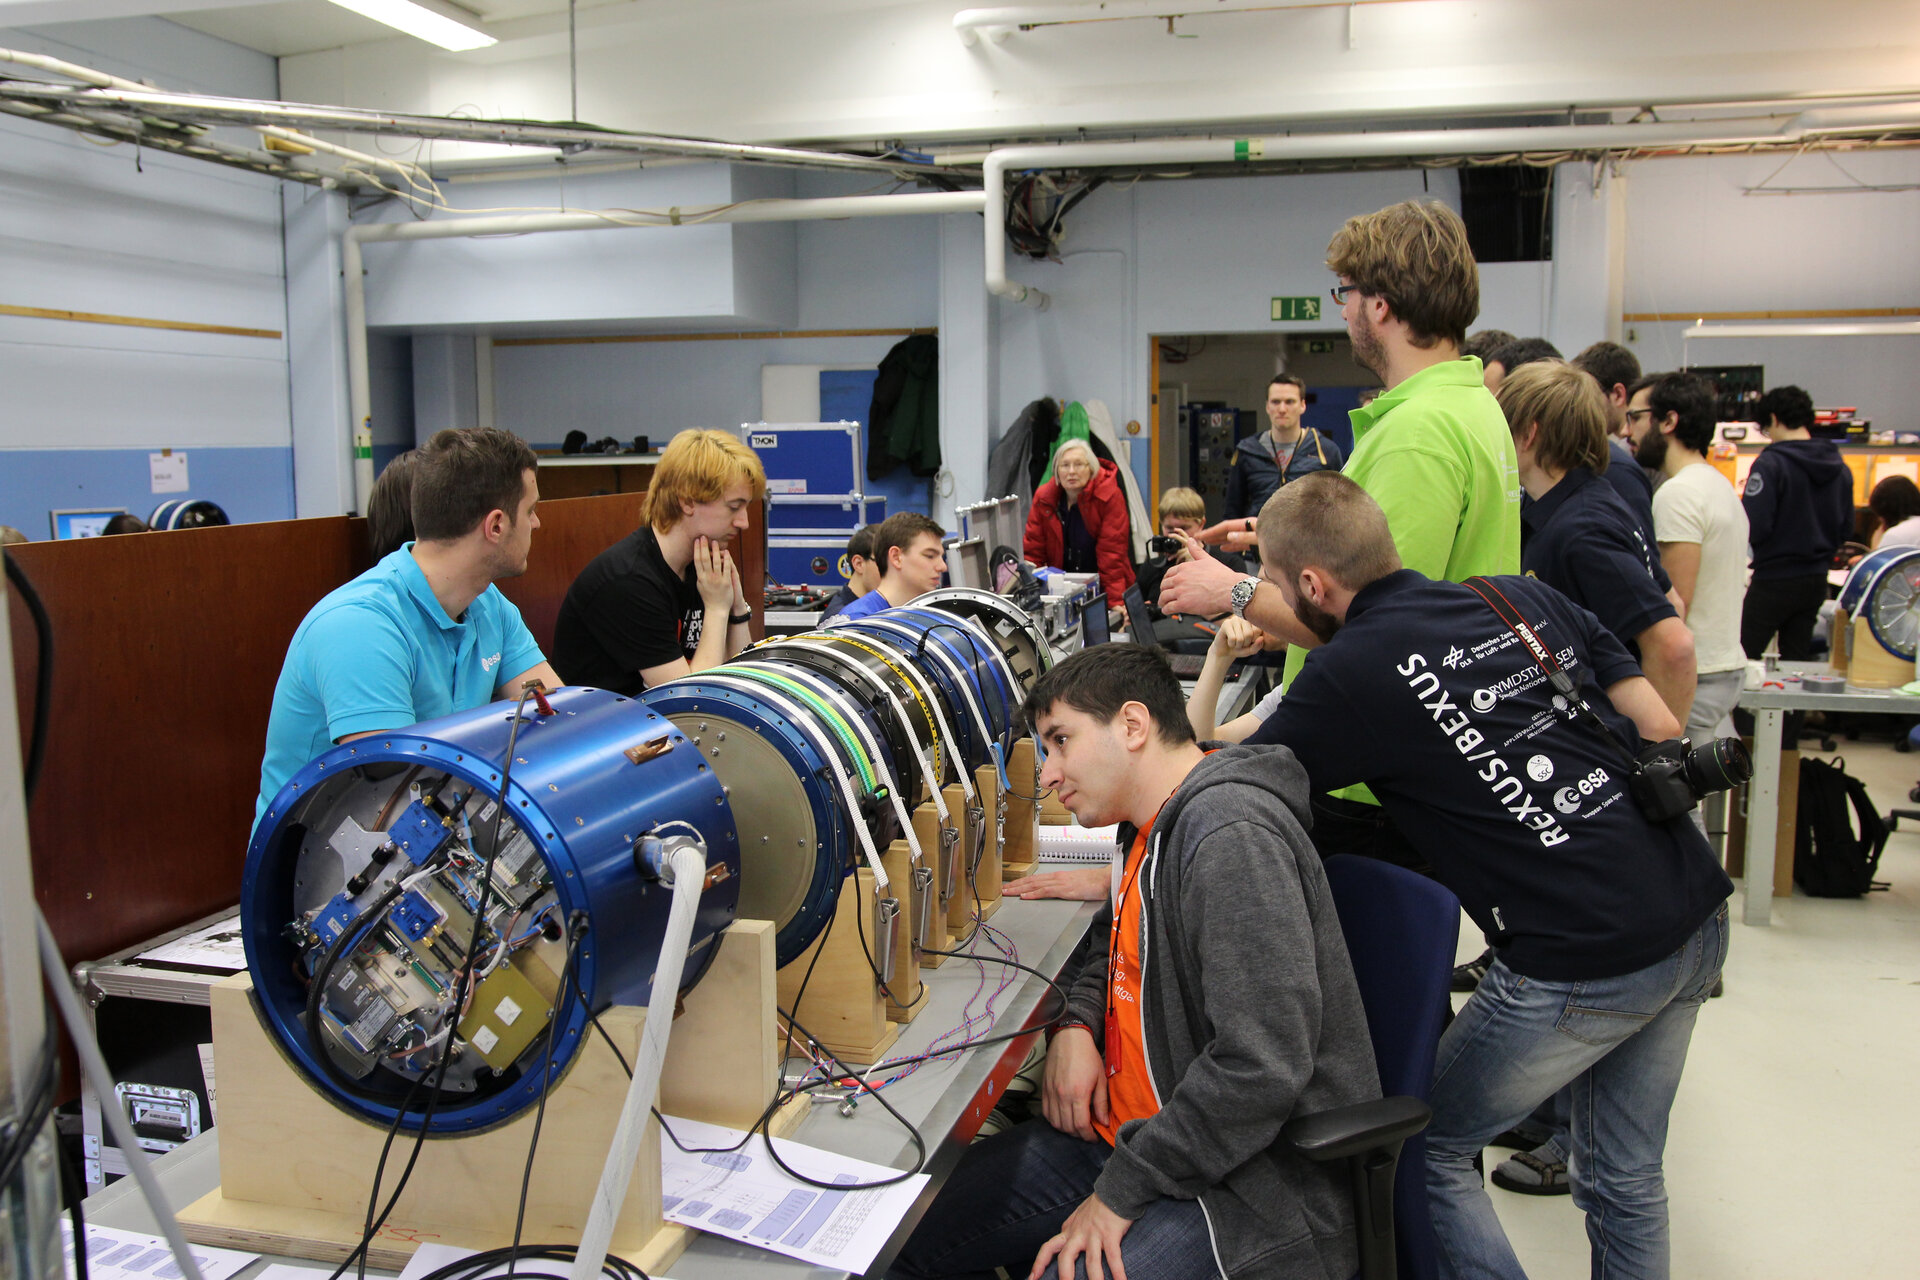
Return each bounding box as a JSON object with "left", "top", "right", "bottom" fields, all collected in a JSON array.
[
  {"left": 8, "top": 517, "right": 367, "bottom": 974},
  {"left": 8, "top": 492, "right": 767, "bottom": 983}
]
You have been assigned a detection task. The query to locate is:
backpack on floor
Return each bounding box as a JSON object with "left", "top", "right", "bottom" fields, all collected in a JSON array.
[{"left": 1793, "top": 756, "right": 1891, "bottom": 898}]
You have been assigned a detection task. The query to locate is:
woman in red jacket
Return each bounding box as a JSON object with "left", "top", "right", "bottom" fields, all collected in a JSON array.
[{"left": 1023, "top": 438, "right": 1135, "bottom": 607}]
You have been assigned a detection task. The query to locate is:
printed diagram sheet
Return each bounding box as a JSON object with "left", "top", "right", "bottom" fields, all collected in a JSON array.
[
  {"left": 61, "top": 1221, "right": 257, "bottom": 1280},
  {"left": 658, "top": 1114, "right": 929, "bottom": 1272}
]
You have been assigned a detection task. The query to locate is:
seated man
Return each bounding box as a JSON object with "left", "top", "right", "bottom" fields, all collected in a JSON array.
[
  {"left": 820, "top": 523, "right": 880, "bottom": 619},
  {"left": 1245, "top": 473, "right": 1731, "bottom": 1280},
  {"left": 892, "top": 645, "right": 1380, "bottom": 1280},
  {"left": 255, "top": 427, "right": 561, "bottom": 830},
  {"left": 825, "top": 511, "right": 947, "bottom": 623},
  {"left": 551, "top": 429, "right": 765, "bottom": 695}
]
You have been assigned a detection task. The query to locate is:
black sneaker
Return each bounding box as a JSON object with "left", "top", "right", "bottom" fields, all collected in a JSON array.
[{"left": 1451, "top": 948, "right": 1493, "bottom": 993}]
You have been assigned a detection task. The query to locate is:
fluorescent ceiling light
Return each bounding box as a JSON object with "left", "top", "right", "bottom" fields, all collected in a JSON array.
[{"left": 327, "top": 0, "right": 497, "bottom": 51}]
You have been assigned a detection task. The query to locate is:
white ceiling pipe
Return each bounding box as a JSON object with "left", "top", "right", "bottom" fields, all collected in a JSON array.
[
  {"left": 339, "top": 190, "right": 986, "bottom": 510},
  {"left": 979, "top": 104, "right": 1920, "bottom": 309},
  {"left": 956, "top": 0, "right": 1372, "bottom": 43},
  {"left": 1684, "top": 321, "right": 1920, "bottom": 338}
]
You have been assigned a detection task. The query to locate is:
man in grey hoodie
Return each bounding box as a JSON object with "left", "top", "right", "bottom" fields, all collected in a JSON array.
[{"left": 889, "top": 645, "right": 1380, "bottom": 1280}]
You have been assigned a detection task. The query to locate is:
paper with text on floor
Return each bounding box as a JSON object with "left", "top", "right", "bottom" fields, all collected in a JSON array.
[
  {"left": 657, "top": 1114, "right": 930, "bottom": 1273},
  {"left": 61, "top": 1220, "right": 255, "bottom": 1280}
]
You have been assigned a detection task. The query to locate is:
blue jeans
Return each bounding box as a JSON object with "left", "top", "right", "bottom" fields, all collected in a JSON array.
[
  {"left": 1426, "top": 904, "right": 1729, "bottom": 1280},
  {"left": 888, "top": 1119, "right": 1218, "bottom": 1280}
]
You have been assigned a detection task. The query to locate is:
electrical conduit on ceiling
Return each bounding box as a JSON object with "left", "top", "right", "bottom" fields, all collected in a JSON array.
[{"left": 975, "top": 102, "right": 1920, "bottom": 310}]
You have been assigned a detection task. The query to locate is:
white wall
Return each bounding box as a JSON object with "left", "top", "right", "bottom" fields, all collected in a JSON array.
[
  {"left": 358, "top": 165, "right": 800, "bottom": 331},
  {"left": 994, "top": 168, "right": 1469, "bottom": 497},
  {"left": 278, "top": 0, "right": 1920, "bottom": 150},
  {"left": 1621, "top": 149, "right": 1920, "bottom": 425},
  {"left": 479, "top": 172, "right": 940, "bottom": 446},
  {"left": 0, "top": 18, "right": 294, "bottom": 533}
]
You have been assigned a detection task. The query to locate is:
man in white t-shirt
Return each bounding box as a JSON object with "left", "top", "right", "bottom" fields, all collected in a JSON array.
[{"left": 1627, "top": 372, "right": 1750, "bottom": 769}]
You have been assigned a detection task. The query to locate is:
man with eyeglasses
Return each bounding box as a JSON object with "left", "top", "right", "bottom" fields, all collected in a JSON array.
[
  {"left": 1626, "top": 371, "right": 1750, "bottom": 816},
  {"left": 1163, "top": 198, "right": 1520, "bottom": 870}
]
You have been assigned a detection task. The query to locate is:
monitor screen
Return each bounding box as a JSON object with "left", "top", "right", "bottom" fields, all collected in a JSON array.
[
  {"left": 50, "top": 508, "right": 126, "bottom": 540},
  {"left": 1080, "top": 597, "right": 1111, "bottom": 648},
  {"left": 1121, "top": 583, "right": 1159, "bottom": 649}
]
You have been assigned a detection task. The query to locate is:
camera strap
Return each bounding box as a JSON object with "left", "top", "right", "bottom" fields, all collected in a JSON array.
[{"left": 1461, "top": 577, "right": 1642, "bottom": 773}]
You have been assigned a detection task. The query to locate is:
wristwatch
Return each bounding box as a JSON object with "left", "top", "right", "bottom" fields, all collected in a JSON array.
[{"left": 1229, "top": 575, "right": 1261, "bottom": 619}]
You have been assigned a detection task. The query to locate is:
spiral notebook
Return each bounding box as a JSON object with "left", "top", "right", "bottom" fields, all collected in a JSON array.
[{"left": 1036, "top": 823, "right": 1120, "bottom": 864}]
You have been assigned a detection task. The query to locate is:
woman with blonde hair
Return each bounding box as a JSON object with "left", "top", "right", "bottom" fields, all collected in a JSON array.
[{"left": 1022, "top": 437, "right": 1134, "bottom": 607}]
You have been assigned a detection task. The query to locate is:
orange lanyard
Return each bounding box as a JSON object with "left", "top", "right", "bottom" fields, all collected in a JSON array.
[{"left": 1105, "top": 840, "right": 1149, "bottom": 1078}]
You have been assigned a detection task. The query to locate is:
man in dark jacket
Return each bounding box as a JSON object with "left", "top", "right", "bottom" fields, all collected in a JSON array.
[
  {"left": 890, "top": 645, "right": 1380, "bottom": 1280},
  {"left": 1220, "top": 374, "right": 1344, "bottom": 529},
  {"left": 1741, "top": 385, "right": 1853, "bottom": 659},
  {"left": 1246, "top": 473, "right": 1730, "bottom": 1280}
]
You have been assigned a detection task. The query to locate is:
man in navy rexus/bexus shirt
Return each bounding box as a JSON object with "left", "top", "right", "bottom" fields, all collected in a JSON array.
[{"left": 1245, "top": 472, "right": 1730, "bottom": 1280}]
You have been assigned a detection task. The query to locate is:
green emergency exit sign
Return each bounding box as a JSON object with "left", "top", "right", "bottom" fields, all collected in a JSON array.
[
  {"left": 1271, "top": 296, "right": 1322, "bottom": 322},
  {"left": 1306, "top": 339, "right": 1336, "bottom": 354}
]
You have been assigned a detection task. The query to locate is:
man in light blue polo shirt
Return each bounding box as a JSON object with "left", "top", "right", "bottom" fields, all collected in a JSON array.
[{"left": 254, "top": 428, "right": 561, "bottom": 831}]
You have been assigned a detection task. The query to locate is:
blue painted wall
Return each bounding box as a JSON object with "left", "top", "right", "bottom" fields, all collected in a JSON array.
[{"left": 0, "top": 447, "right": 296, "bottom": 538}]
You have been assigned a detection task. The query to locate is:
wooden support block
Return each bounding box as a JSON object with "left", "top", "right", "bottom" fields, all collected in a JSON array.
[
  {"left": 999, "top": 737, "right": 1041, "bottom": 879},
  {"left": 776, "top": 868, "right": 902, "bottom": 1065},
  {"left": 658, "top": 920, "right": 780, "bottom": 1128},
  {"left": 879, "top": 839, "right": 926, "bottom": 1022},
  {"left": 178, "top": 976, "right": 682, "bottom": 1274},
  {"left": 947, "top": 783, "right": 986, "bottom": 935},
  {"left": 972, "top": 763, "right": 1004, "bottom": 923},
  {"left": 917, "top": 797, "right": 957, "bottom": 968}
]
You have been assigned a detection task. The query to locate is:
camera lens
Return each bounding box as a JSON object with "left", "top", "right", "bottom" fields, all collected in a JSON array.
[{"left": 1682, "top": 736, "right": 1753, "bottom": 795}]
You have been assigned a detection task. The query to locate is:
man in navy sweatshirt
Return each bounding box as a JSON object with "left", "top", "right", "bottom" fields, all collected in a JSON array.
[
  {"left": 1245, "top": 472, "right": 1730, "bottom": 1280},
  {"left": 1740, "top": 385, "right": 1853, "bottom": 659}
]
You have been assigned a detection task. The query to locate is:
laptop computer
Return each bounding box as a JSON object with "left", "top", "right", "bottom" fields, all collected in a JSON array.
[
  {"left": 1080, "top": 595, "right": 1111, "bottom": 648},
  {"left": 1122, "top": 583, "right": 1210, "bottom": 677}
]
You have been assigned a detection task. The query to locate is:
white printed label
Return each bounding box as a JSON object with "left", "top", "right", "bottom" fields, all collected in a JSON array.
[
  {"left": 149, "top": 451, "right": 189, "bottom": 493},
  {"left": 751, "top": 433, "right": 779, "bottom": 448},
  {"left": 495, "top": 995, "right": 523, "bottom": 1026},
  {"left": 471, "top": 1025, "right": 499, "bottom": 1054},
  {"left": 767, "top": 478, "right": 807, "bottom": 494}
]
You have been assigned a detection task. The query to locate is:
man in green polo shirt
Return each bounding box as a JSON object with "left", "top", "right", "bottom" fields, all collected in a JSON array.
[{"left": 1162, "top": 198, "right": 1520, "bottom": 869}]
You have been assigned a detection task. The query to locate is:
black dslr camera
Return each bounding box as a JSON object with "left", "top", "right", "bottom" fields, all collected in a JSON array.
[
  {"left": 1626, "top": 736, "right": 1754, "bottom": 823},
  {"left": 1146, "top": 534, "right": 1184, "bottom": 560}
]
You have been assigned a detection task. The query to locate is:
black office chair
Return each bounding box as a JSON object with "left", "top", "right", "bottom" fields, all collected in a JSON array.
[{"left": 1284, "top": 855, "right": 1461, "bottom": 1280}]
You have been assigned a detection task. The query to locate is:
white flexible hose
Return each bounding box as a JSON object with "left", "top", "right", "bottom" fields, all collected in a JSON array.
[
  {"left": 567, "top": 840, "right": 707, "bottom": 1280},
  {"left": 35, "top": 909, "right": 206, "bottom": 1280}
]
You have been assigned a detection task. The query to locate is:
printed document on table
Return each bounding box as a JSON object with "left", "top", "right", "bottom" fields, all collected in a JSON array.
[
  {"left": 61, "top": 1220, "right": 256, "bottom": 1280},
  {"left": 135, "top": 914, "right": 247, "bottom": 971},
  {"left": 658, "top": 1114, "right": 929, "bottom": 1272}
]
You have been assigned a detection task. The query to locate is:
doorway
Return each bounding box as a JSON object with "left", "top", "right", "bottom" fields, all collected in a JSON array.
[{"left": 1149, "top": 332, "right": 1378, "bottom": 527}]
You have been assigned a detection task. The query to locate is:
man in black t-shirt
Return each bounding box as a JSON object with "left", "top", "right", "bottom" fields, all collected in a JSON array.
[
  {"left": 551, "top": 429, "right": 765, "bottom": 695},
  {"left": 1244, "top": 473, "right": 1730, "bottom": 1280}
]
